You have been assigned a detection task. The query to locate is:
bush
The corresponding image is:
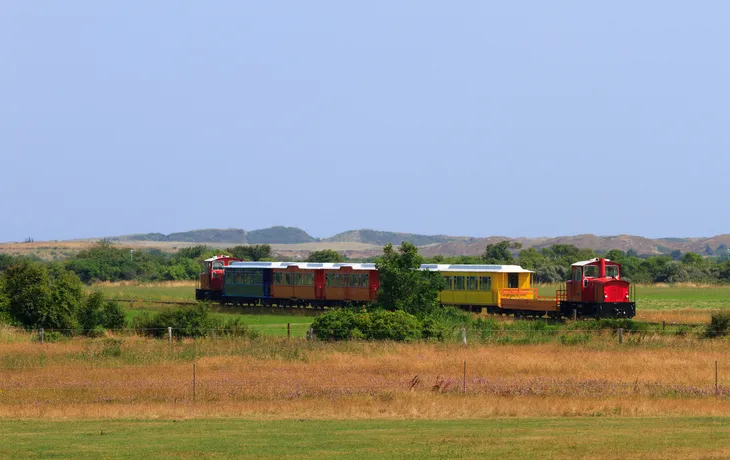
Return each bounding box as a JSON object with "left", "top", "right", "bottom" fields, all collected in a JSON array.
[
  {"left": 133, "top": 303, "right": 221, "bottom": 338},
  {"left": 311, "top": 308, "right": 423, "bottom": 341},
  {"left": 368, "top": 310, "right": 422, "bottom": 341},
  {"left": 421, "top": 317, "right": 447, "bottom": 341},
  {"left": 560, "top": 333, "right": 591, "bottom": 345},
  {"left": 705, "top": 312, "right": 730, "bottom": 338},
  {"left": 100, "top": 301, "right": 126, "bottom": 330},
  {"left": 473, "top": 317, "right": 501, "bottom": 340}
]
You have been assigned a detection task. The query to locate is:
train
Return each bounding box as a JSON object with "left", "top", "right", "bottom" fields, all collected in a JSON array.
[{"left": 195, "top": 255, "right": 636, "bottom": 318}]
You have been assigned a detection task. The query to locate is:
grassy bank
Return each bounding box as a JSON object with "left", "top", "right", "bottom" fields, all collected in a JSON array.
[{"left": 2, "top": 417, "right": 730, "bottom": 459}]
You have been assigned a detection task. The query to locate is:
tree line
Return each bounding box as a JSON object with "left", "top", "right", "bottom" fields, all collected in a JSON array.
[{"left": 425, "top": 241, "right": 730, "bottom": 284}]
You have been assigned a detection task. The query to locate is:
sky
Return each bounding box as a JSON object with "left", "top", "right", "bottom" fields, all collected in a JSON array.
[{"left": 1, "top": 1, "right": 728, "bottom": 242}]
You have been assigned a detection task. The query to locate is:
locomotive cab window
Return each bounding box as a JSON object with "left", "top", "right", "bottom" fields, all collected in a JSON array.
[
  {"left": 584, "top": 266, "right": 598, "bottom": 278},
  {"left": 606, "top": 265, "right": 619, "bottom": 278},
  {"left": 508, "top": 273, "right": 519, "bottom": 289},
  {"left": 572, "top": 267, "right": 582, "bottom": 282}
]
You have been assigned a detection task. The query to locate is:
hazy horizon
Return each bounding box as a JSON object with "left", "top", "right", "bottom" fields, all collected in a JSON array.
[{"left": 2, "top": 1, "right": 728, "bottom": 242}]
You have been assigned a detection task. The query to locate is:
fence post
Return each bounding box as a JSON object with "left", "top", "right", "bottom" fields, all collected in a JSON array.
[
  {"left": 39, "top": 328, "right": 44, "bottom": 344},
  {"left": 572, "top": 309, "right": 577, "bottom": 321},
  {"left": 287, "top": 323, "right": 291, "bottom": 340},
  {"left": 618, "top": 328, "right": 623, "bottom": 344},
  {"left": 168, "top": 327, "right": 172, "bottom": 345},
  {"left": 461, "top": 327, "right": 467, "bottom": 346},
  {"left": 662, "top": 321, "right": 666, "bottom": 331},
  {"left": 463, "top": 361, "right": 466, "bottom": 393},
  {"left": 307, "top": 327, "right": 314, "bottom": 340}
]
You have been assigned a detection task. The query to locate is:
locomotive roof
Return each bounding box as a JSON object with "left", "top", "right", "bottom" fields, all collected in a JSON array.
[
  {"left": 571, "top": 258, "right": 617, "bottom": 267},
  {"left": 204, "top": 255, "right": 236, "bottom": 262},
  {"left": 419, "top": 264, "right": 533, "bottom": 273}
]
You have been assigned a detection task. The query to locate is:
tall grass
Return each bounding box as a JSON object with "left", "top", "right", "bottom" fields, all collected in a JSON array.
[{"left": 3, "top": 330, "right": 730, "bottom": 419}]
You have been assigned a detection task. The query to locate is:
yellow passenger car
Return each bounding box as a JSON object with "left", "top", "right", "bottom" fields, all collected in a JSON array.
[{"left": 421, "top": 264, "right": 536, "bottom": 311}]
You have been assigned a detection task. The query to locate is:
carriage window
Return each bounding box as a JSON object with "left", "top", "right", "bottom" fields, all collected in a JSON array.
[
  {"left": 361, "top": 274, "right": 369, "bottom": 287},
  {"left": 467, "top": 276, "right": 478, "bottom": 291},
  {"left": 454, "top": 276, "right": 465, "bottom": 290},
  {"left": 327, "top": 273, "right": 343, "bottom": 287},
  {"left": 348, "top": 274, "right": 359, "bottom": 287},
  {"left": 606, "top": 265, "right": 619, "bottom": 278},
  {"left": 274, "top": 272, "right": 283, "bottom": 285},
  {"left": 299, "top": 273, "right": 313, "bottom": 286},
  {"left": 443, "top": 276, "right": 451, "bottom": 290},
  {"left": 584, "top": 266, "right": 598, "bottom": 278},
  {"left": 508, "top": 273, "right": 519, "bottom": 288},
  {"left": 480, "top": 276, "right": 491, "bottom": 291}
]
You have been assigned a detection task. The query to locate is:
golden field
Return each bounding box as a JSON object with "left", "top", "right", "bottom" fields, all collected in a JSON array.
[{"left": 2, "top": 330, "right": 730, "bottom": 420}]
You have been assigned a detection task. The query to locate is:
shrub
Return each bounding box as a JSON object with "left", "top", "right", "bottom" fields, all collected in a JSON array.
[
  {"left": 368, "top": 309, "right": 422, "bottom": 341},
  {"left": 133, "top": 303, "right": 221, "bottom": 338},
  {"left": 705, "top": 312, "right": 730, "bottom": 338},
  {"left": 100, "top": 301, "right": 126, "bottom": 330},
  {"left": 421, "top": 317, "right": 447, "bottom": 341},
  {"left": 311, "top": 308, "right": 423, "bottom": 341},
  {"left": 560, "top": 333, "right": 591, "bottom": 345},
  {"left": 87, "top": 326, "right": 107, "bottom": 338}
]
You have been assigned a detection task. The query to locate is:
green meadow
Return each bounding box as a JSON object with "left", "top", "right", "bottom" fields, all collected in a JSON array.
[{"left": 2, "top": 417, "right": 730, "bottom": 459}]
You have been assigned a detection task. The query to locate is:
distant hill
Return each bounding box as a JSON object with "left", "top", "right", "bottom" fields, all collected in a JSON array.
[
  {"left": 247, "top": 226, "right": 316, "bottom": 244},
  {"left": 325, "top": 229, "right": 470, "bottom": 246},
  {"left": 116, "top": 226, "right": 315, "bottom": 244},
  {"left": 93, "top": 228, "right": 730, "bottom": 259}
]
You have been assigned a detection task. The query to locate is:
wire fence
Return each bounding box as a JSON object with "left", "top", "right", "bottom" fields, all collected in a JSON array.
[{"left": 1, "top": 359, "right": 727, "bottom": 403}]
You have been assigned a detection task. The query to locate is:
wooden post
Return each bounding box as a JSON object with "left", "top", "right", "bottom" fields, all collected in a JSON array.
[
  {"left": 463, "top": 361, "right": 466, "bottom": 393},
  {"left": 168, "top": 327, "right": 172, "bottom": 345},
  {"left": 287, "top": 323, "right": 291, "bottom": 340},
  {"left": 461, "top": 327, "right": 467, "bottom": 346},
  {"left": 39, "top": 328, "right": 44, "bottom": 344},
  {"left": 572, "top": 309, "right": 577, "bottom": 321},
  {"left": 662, "top": 321, "right": 666, "bottom": 331},
  {"left": 307, "top": 327, "right": 313, "bottom": 340},
  {"left": 618, "top": 328, "right": 623, "bottom": 344}
]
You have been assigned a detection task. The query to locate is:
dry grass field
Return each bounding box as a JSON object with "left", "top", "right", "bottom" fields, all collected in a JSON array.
[{"left": 2, "top": 329, "right": 730, "bottom": 420}]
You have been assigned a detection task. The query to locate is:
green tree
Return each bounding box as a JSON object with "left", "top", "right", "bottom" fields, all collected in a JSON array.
[
  {"left": 306, "top": 249, "right": 344, "bottom": 263},
  {"left": 481, "top": 241, "right": 521, "bottom": 264},
  {"left": 3, "top": 261, "right": 53, "bottom": 328},
  {"left": 79, "top": 291, "right": 126, "bottom": 332},
  {"left": 2, "top": 261, "right": 82, "bottom": 330},
  {"left": 375, "top": 242, "right": 444, "bottom": 318},
  {"left": 228, "top": 245, "right": 272, "bottom": 261},
  {"left": 0, "top": 276, "right": 9, "bottom": 323},
  {"left": 79, "top": 291, "right": 105, "bottom": 332},
  {"left": 681, "top": 252, "right": 705, "bottom": 266}
]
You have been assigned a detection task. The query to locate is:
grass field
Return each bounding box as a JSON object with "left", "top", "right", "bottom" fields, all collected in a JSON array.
[
  {"left": 90, "top": 281, "right": 730, "bottom": 328},
  {"left": 3, "top": 417, "right": 730, "bottom": 459},
  {"left": 95, "top": 281, "right": 730, "bottom": 307}
]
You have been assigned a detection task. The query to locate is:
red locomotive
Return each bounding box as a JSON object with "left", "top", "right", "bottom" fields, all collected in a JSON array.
[{"left": 561, "top": 258, "right": 635, "bottom": 318}]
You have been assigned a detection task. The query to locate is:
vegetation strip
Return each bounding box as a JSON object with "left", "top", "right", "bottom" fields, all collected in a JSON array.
[{"left": 2, "top": 418, "right": 730, "bottom": 459}]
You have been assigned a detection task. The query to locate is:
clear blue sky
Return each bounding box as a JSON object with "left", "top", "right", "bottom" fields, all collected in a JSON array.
[{"left": 1, "top": 1, "right": 727, "bottom": 242}]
